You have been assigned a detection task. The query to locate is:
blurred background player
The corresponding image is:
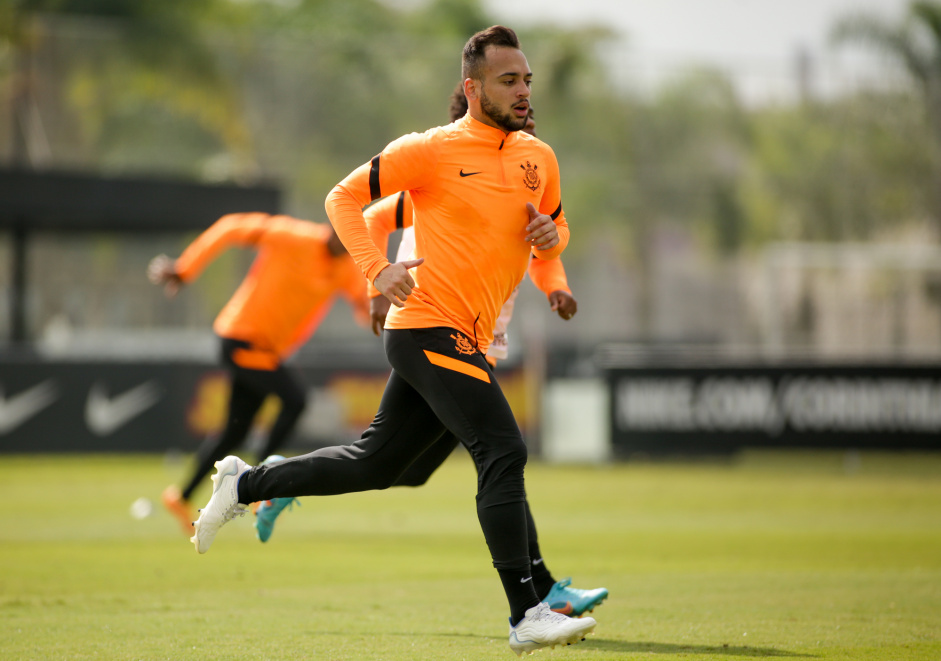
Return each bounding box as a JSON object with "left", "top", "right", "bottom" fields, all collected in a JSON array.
[
  {"left": 148, "top": 213, "right": 369, "bottom": 535},
  {"left": 256, "top": 86, "right": 605, "bottom": 620}
]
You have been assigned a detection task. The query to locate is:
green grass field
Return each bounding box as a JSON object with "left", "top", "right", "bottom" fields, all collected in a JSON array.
[{"left": 3, "top": 450, "right": 940, "bottom": 660}]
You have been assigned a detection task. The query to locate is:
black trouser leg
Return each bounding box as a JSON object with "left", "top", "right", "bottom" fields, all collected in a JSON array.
[
  {"left": 525, "top": 500, "right": 557, "bottom": 599},
  {"left": 181, "top": 376, "right": 265, "bottom": 501},
  {"left": 181, "top": 338, "right": 306, "bottom": 501},
  {"left": 255, "top": 367, "right": 306, "bottom": 461},
  {"left": 240, "top": 368, "right": 448, "bottom": 497},
  {"left": 393, "top": 433, "right": 460, "bottom": 487}
]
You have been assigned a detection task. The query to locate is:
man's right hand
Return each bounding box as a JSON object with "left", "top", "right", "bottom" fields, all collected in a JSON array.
[
  {"left": 369, "top": 295, "right": 392, "bottom": 336},
  {"left": 373, "top": 258, "right": 424, "bottom": 308},
  {"left": 147, "top": 254, "right": 184, "bottom": 298}
]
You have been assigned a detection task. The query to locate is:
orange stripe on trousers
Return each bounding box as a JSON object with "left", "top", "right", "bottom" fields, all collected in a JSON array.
[{"left": 423, "top": 350, "right": 491, "bottom": 383}]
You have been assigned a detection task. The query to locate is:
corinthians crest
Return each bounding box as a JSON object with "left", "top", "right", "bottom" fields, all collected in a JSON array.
[
  {"left": 520, "top": 161, "right": 540, "bottom": 191},
  {"left": 450, "top": 332, "right": 476, "bottom": 355}
]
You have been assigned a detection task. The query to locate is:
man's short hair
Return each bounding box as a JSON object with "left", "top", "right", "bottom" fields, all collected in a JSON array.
[{"left": 461, "top": 25, "right": 521, "bottom": 81}]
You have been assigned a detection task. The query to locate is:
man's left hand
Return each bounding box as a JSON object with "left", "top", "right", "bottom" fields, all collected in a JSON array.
[
  {"left": 525, "top": 203, "right": 558, "bottom": 251},
  {"left": 549, "top": 290, "right": 577, "bottom": 320}
]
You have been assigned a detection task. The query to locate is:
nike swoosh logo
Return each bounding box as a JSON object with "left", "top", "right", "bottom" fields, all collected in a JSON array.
[
  {"left": 520, "top": 576, "right": 533, "bottom": 583},
  {"left": 532, "top": 558, "right": 544, "bottom": 566},
  {"left": 86, "top": 380, "right": 162, "bottom": 436},
  {"left": 0, "top": 380, "right": 58, "bottom": 434},
  {"left": 459, "top": 170, "right": 482, "bottom": 177}
]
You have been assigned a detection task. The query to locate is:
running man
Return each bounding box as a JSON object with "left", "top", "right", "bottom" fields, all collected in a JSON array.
[
  {"left": 257, "top": 91, "right": 605, "bottom": 620},
  {"left": 149, "top": 213, "right": 369, "bottom": 535},
  {"left": 191, "top": 26, "right": 598, "bottom": 655}
]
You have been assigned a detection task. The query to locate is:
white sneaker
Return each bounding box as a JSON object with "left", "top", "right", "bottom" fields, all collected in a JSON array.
[
  {"left": 508, "top": 602, "right": 596, "bottom": 656},
  {"left": 190, "top": 456, "right": 251, "bottom": 554}
]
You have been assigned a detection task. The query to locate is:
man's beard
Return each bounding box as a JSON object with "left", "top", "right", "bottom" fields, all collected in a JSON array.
[{"left": 480, "top": 88, "right": 527, "bottom": 133}]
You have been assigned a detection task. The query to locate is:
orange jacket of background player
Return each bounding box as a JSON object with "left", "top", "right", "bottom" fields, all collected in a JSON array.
[
  {"left": 364, "top": 191, "right": 571, "bottom": 301},
  {"left": 174, "top": 213, "right": 369, "bottom": 370},
  {"left": 325, "top": 114, "right": 568, "bottom": 354}
]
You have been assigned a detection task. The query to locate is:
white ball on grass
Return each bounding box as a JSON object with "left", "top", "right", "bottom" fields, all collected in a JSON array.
[{"left": 130, "top": 497, "right": 153, "bottom": 520}]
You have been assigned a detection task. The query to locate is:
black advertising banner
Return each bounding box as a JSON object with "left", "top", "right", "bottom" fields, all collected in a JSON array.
[
  {"left": 606, "top": 364, "right": 941, "bottom": 456},
  {"left": 0, "top": 361, "right": 388, "bottom": 454},
  {"left": 0, "top": 359, "right": 533, "bottom": 453}
]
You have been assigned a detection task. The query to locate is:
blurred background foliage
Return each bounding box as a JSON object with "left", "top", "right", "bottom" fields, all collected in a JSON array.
[{"left": 1, "top": 0, "right": 940, "bottom": 356}]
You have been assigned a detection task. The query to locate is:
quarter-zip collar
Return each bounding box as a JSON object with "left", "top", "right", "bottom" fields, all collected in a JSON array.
[{"left": 459, "top": 113, "right": 521, "bottom": 150}]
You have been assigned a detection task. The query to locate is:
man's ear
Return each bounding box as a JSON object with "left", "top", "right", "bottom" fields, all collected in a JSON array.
[{"left": 463, "top": 78, "right": 479, "bottom": 102}]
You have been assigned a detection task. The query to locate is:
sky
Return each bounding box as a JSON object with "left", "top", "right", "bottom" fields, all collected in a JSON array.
[{"left": 482, "top": 0, "right": 915, "bottom": 103}]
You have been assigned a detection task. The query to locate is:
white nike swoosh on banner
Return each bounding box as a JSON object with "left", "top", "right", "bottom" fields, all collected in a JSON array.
[
  {"left": 85, "top": 381, "right": 162, "bottom": 436},
  {"left": 0, "top": 380, "right": 58, "bottom": 434}
]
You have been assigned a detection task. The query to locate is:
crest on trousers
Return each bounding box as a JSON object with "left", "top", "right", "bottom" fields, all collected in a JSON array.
[
  {"left": 520, "top": 161, "right": 541, "bottom": 191},
  {"left": 450, "top": 332, "right": 476, "bottom": 356}
]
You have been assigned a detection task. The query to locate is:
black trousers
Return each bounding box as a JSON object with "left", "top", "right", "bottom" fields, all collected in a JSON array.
[
  {"left": 180, "top": 337, "right": 306, "bottom": 501},
  {"left": 240, "top": 327, "right": 535, "bottom": 579}
]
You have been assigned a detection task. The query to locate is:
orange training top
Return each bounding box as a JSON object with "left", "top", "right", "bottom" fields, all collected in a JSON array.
[
  {"left": 364, "top": 190, "right": 571, "bottom": 301},
  {"left": 174, "top": 213, "right": 369, "bottom": 369},
  {"left": 326, "top": 114, "right": 569, "bottom": 353}
]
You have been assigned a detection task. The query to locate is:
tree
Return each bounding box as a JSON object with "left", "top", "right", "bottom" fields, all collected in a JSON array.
[
  {"left": 1, "top": 1, "right": 254, "bottom": 175},
  {"left": 831, "top": 1, "right": 941, "bottom": 225}
]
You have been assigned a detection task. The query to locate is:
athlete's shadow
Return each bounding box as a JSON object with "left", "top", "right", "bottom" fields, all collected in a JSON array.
[
  {"left": 583, "top": 638, "right": 815, "bottom": 657},
  {"left": 335, "top": 632, "right": 813, "bottom": 657}
]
